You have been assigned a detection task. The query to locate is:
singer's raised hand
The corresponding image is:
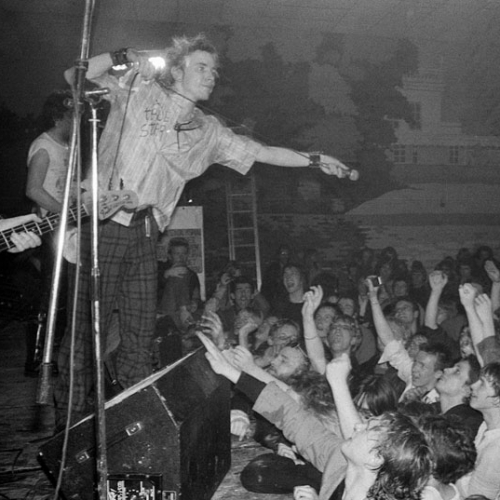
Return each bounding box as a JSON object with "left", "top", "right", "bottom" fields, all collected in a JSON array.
[{"left": 127, "top": 49, "right": 159, "bottom": 80}]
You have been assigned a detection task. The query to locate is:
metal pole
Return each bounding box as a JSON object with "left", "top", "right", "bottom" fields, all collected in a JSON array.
[
  {"left": 88, "top": 98, "right": 108, "bottom": 500},
  {"left": 35, "top": 1, "right": 108, "bottom": 499}
]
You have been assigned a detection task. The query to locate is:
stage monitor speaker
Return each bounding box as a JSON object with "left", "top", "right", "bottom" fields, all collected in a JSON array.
[{"left": 39, "top": 348, "right": 231, "bottom": 500}]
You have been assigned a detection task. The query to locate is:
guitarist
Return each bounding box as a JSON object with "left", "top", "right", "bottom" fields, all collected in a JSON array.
[
  {"left": 25, "top": 91, "right": 73, "bottom": 376},
  {"left": 55, "top": 34, "right": 349, "bottom": 428}
]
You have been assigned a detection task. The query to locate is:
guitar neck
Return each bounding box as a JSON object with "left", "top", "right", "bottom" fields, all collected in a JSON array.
[{"left": 0, "top": 205, "right": 90, "bottom": 253}]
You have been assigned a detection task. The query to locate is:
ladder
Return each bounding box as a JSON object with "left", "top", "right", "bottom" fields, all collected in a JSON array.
[{"left": 226, "top": 170, "right": 262, "bottom": 291}]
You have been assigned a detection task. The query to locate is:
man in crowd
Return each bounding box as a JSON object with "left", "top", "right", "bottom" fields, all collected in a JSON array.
[
  {"left": 434, "top": 354, "right": 483, "bottom": 435},
  {"left": 157, "top": 237, "right": 200, "bottom": 329},
  {"left": 458, "top": 362, "right": 500, "bottom": 499}
]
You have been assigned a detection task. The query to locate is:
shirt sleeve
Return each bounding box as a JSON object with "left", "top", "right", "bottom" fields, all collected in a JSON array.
[
  {"left": 253, "top": 382, "right": 345, "bottom": 475},
  {"left": 378, "top": 339, "right": 412, "bottom": 383},
  {"left": 209, "top": 118, "right": 264, "bottom": 175}
]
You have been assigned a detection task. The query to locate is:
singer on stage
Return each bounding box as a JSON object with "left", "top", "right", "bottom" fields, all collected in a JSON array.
[{"left": 54, "top": 33, "right": 349, "bottom": 427}]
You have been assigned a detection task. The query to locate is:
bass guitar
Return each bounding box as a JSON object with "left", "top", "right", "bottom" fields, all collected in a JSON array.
[{"left": 0, "top": 190, "right": 138, "bottom": 253}]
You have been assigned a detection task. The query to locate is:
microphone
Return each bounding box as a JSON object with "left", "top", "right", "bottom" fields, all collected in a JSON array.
[
  {"left": 84, "top": 88, "right": 110, "bottom": 99},
  {"left": 339, "top": 166, "right": 360, "bottom": 181},
  {"left": 311, "top": 161, "right": 359, "bottom": 181},
  {"left": 63, "top": 88, "right": 110, "bottom": 108}
]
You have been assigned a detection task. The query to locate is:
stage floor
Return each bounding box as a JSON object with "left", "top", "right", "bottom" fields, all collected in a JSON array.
[{"left": 0, "top": 320, "right": 288, "bottom": 500}]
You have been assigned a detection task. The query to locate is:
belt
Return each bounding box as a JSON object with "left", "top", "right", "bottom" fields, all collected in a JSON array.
[{"left": 130, "top": 207, "right": 152, "bottom": 222}]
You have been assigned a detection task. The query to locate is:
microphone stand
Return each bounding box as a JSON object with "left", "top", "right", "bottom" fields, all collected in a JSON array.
[
  {"left": 36, "top": 1, "right": 109, "bottom": 500},
  {"left": 87, "top": 93, "right": 108, "bottom": 500}
]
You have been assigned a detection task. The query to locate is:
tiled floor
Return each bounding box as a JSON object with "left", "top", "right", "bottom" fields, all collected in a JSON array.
[{"left": 0, "top": 320, "right": 289, "bottom": 500}]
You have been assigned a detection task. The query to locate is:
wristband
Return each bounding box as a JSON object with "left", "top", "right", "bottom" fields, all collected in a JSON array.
[
  {"left": 111, "top": 48, "right": 129, "bottom": 67},
  {"left": 308, "top": 152, "right": 322, "bottom": 168}
]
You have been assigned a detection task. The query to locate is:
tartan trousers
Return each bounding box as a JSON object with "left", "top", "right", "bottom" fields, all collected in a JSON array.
[{"left": 54, "top": 213, "right": 159, "bottom": 427}]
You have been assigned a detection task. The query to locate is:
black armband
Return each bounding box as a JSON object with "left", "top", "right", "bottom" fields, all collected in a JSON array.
[
  {"left": 110, "top": 48, "right": 129, "bottom": 67},
  {"left": 235, "top": 372, "right": 267, "bottom": 403},
  {"left": 308, "top": 152, "right": 322, "bottom": 168}
]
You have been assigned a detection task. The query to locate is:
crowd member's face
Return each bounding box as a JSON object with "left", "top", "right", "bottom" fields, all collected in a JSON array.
[
  {"left": 270, "top": 324, "right": 299, "bottom": 349},
  {"left": 393, "top": 280, "right": 408, "bottom": 298},
  {"left": 267, "top": 346, "right": 305, "bottom": 381},
  {"left": 327, "top": 321, "right": 355, "bottom": 355},
  {"left": 173, "top": 50, "right": 218, "bottom": 102},
  {"left": 233, "top": 283, "right": 253, "bottom": 310},
  {"left": 411, "top": 270, "right": 425, "bottom": 287},
  {"left": 379, "top": 263, "right": 393, "bottom": 282},
  {"left": 314, "top": 306, "right": 337, "bottom": 338},
  {"left": 411, "top": 351, "right": 441, "bottom": 390},
  {"left": 459, "top": 265, "right": 472, "bottom": 280},
  {"left": 436, "top": 359, "right": 471, "bottom": 398},
  {"left": 256, "top": 316, "right": 278, "bottom": 343},
  {"left": 470, "top": 375, "right": 499, "bottom": 412},
  {"left": 394, "top": 300, "right": 417, "bottom": 326},
  {"left": 57, "top": 110, "right": 73, "bottom": 141},
  {"left": 283, "top": 267, "right": 303, "bottom": 295},
  {"left": 170, "top": 245, "right": 188, "bottom": 266},
  {"left": 278, "top": 247, "right": 290, "bottom": 265},
  {"left": 338, "top": 298, "right": 355, "bottom": 317},
  {"left": 459, "top": 329, "right": 474, "bottom": 358},
  {"left": 436, "top": 306, "right": 450, "bottom": 325}
]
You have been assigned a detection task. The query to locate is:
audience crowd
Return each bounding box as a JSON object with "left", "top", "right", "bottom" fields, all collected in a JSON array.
[{"left": 158, "top": 241, "right": 500, "bottom": 500}]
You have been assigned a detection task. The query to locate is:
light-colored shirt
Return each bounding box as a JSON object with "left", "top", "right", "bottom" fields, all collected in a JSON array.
[
  {"left": 422, "top": 483, "right": 461, "bottom": 500},
  {"left": 27, "top": 132, "right": 70, "bottom": 216},
  {"left": 91, "top": 70, "right": 263, "bottom": 231},
  {"left": 462, "top": 422, "right": 500, "bottom": 499}
]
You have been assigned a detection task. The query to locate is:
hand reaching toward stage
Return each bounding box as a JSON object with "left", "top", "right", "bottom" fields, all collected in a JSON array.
[
  {"left": 200, "top": 311, "right": 227, "bottom": 350},
  {"left": 196, "top": 332, "right": 241, "bottom": 383},
  {"left": 302, "top": 286, "right": 323, "bottom": 320},
  {"left": 475, "top": 294, "right": 495, "bottom": 340},
  {"left": 294, "top": 485, "right": 319, "bottom": 500},
  {"left": 231, "top": 346, "right": 256, "bottom": 374},
  {"left": 459, "top": 283, "right": 478, "bottom": 310},
  {"left": 326, "top": 353, "right": 361, "bottom": 439},
  {"left": 326, "top": 351, "right": 352, "bottom": 385},
  {"left": 366, "top": 275, "right": 381, "bottom": 300},
  {"left": 429, "top": 270, "right": 448, "bottom": 291},
  {"left": 230, "top": 409, "right": 251, "bottom": 441}
]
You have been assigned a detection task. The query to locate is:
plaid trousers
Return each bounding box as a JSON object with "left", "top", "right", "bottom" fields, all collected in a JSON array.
[{"left": 54, "top": 213, "right": 159, "bottom": 426}]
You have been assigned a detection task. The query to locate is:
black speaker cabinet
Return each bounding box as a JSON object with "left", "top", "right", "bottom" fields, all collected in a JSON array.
[{"left": 39, "top": 348, "right": 231, "bottom": 500}]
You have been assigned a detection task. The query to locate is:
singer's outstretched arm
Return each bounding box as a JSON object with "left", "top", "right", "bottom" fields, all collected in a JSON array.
[{"left": 256, "top": 147, "right": 348, "bottom": 177}]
